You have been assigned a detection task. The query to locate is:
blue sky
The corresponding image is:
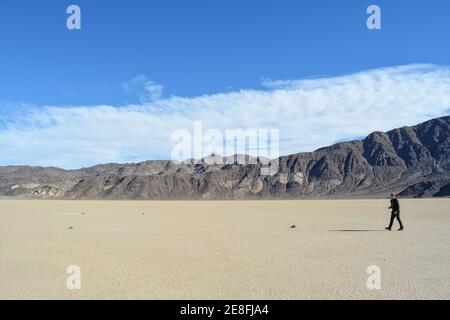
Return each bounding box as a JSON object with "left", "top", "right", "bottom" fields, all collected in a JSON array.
[
  {"left": 1, "top": 0, "right": 450, "bottom": 168},
  {"left": 1, "top": 0, "right": 450, "bottom": 105}
]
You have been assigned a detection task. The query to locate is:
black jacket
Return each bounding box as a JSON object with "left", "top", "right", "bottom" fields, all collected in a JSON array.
[{"left": 389, "top": 198, "right": 400, "bottom": 211}]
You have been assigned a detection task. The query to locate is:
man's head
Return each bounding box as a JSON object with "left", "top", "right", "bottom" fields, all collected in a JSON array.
[{"left": 390, "top": 193, "right": 396, "bottom": 199}]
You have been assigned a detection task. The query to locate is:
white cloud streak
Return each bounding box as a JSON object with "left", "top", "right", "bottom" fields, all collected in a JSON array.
[
  {"left": 1, "top": 64, "right": 450, "bottom": 169},
  {"left": 123, "top": 75, "right": 164, "bottom": 103}
]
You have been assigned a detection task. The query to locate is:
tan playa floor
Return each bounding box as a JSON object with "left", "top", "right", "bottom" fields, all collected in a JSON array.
[{"left": 0, "top": 199, "right": 449, "bottom": 300}]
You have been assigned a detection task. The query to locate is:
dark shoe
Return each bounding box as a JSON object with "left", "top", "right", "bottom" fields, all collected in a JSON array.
[
  {"left": 398, "top": 227, "right": 404, "bottom": 231},
  {"left": 385, "top": 227, "right": 391, "bottom": 231}
]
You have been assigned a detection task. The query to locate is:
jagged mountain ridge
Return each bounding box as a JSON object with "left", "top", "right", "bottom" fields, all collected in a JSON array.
[{"left": 1, "top": 116, "right": 449, "bottom": 199}]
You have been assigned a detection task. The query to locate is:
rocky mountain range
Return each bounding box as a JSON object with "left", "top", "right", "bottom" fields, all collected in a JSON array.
[{"left": 1, "top": 116, "right": 449, "bottom": 199}]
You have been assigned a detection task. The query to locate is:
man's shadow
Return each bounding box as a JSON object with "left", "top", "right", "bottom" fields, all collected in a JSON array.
[{"left": 328, "top": 229, "right": 385, "bottom": 232}]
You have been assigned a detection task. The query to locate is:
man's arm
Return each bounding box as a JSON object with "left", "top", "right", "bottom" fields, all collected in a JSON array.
[{"left": 394, "top": 199, "right": 400, "bottom": 210}]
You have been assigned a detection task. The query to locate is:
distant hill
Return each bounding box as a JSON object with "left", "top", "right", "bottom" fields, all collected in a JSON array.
[{"left": 1, "top": 116, "right": 449, "bottom": 199}]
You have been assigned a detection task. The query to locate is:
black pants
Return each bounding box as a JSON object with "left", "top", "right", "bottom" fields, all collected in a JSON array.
[{"left": 388, "top": 210, "right": 404, "bottom": 229}]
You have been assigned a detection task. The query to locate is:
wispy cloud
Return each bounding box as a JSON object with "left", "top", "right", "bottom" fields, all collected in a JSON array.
[
  {"left": 1, "top": 64, "right": 450, "bottom": 169},
  {"left": 123, "top": 75, "right": 164, "bottom": 103}
]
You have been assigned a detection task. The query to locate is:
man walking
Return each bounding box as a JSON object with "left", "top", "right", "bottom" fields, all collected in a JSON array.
[{"left": 386, "top": 193, "right": 404, "bottom": 231}]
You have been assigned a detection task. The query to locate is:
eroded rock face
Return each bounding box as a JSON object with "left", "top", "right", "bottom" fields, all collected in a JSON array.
[{"left": 0, "top": 116, "right": 449, "bottom": 199}]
